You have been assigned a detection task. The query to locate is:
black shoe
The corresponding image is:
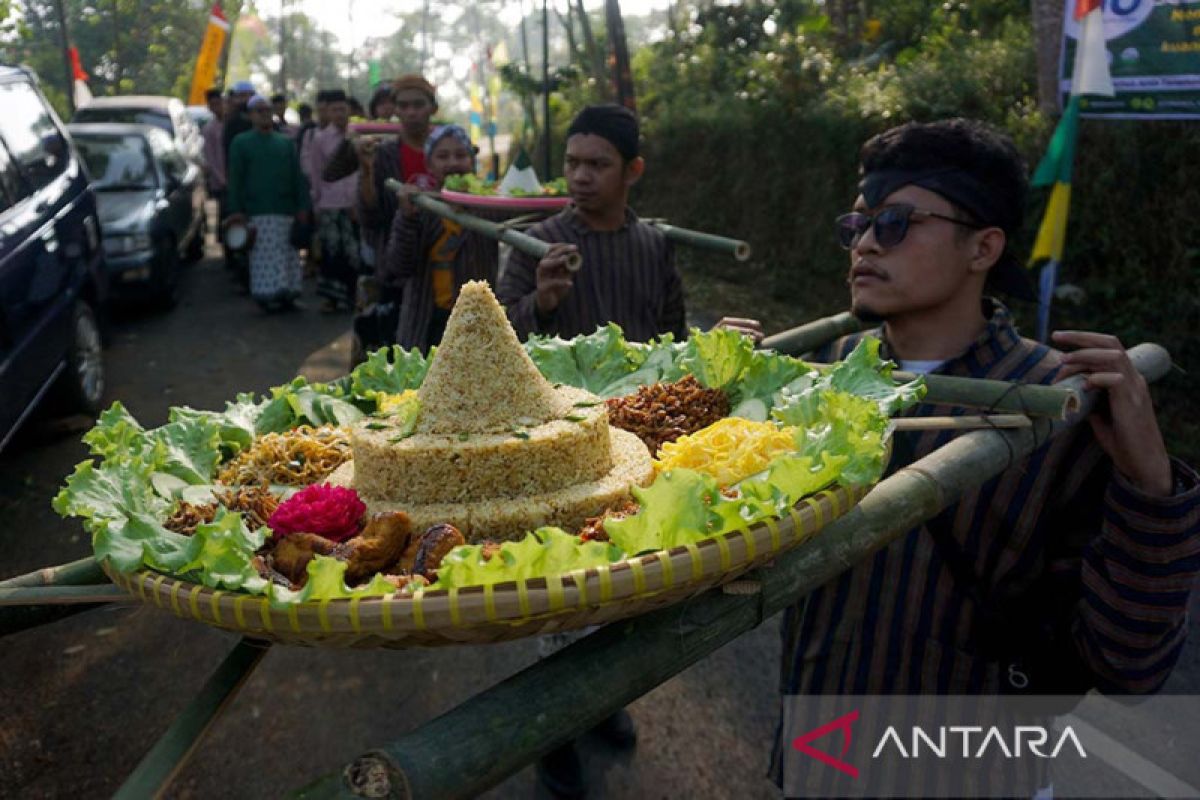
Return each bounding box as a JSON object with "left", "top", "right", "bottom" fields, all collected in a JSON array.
[
  {"left": 536, "top": 741, "right": 586, "bottom": 798},
  {"left": 590, "top": 708, "right": 637, "bottom": 750}
]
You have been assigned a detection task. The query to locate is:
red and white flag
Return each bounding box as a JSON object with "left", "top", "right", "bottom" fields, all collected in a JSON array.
[{"left": 68, "top": 46, "right": 92, "bottom": 108}]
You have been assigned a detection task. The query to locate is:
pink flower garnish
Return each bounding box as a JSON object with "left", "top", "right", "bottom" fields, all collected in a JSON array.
[{"left": 267, "top": 484, "right": 366, "bottom": 543}]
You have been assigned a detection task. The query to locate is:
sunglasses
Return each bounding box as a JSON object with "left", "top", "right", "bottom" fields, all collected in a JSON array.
[{"left": 835, "top": 204, "right": 983, "bottom": 250}]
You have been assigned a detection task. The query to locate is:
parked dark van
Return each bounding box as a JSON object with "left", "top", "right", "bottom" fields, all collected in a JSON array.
[{"left": 0, "top": 66, "right": 108, "bottom": 452}]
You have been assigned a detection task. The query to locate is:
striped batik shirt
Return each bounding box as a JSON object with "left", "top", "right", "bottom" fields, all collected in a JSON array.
[
  {"left": 770, "top": 300, "right": 1200, "bottom": 793},
  {"left": 495, "top": 205, "right": 687, "bottom": 343},
  {"left": 383, "top": 206, "right": 502, "bottom": 354}
]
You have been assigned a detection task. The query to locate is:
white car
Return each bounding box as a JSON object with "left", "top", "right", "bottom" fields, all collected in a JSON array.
[{"left": 72, "top": 96, "right": 204, "bottom": 168}]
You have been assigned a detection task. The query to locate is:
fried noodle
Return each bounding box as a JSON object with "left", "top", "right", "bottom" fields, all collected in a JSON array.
[{"left": 216, "top": 425, "right": 351, "bottom": 487}]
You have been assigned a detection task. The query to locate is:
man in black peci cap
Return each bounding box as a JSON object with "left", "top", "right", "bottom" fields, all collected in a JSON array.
[
  {"left": 497, "top": 103, "right": 687, "bottom": 345},
  {"left": 762, "top": 119, "right": 1200, "bottom": 795}
]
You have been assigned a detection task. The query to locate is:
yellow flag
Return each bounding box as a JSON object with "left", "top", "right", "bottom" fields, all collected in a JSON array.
[
  {"left": 1029, "top": 182, "right": 1072, "bottom": 265},
  {"left": 188, "top": 5, "right": 231, "bottom": 105}
]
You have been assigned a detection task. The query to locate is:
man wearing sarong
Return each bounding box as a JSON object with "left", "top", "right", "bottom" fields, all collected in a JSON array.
[
  {"left": 746, "top": 119, "right": 1200, "bottom": 798},
  {"left": 225, "top": 95, "right": 311, "bottom": 311},
  {"left": 307, "top": 89, "right": 361, "bottom": 312},
  {"left": 496, "top": 103, "right": 687, "bottom": 345}
]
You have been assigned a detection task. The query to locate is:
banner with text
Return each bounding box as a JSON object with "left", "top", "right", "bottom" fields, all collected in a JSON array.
[{"left": 1059, "top": 0, "right": 1200, "bottom": 118}]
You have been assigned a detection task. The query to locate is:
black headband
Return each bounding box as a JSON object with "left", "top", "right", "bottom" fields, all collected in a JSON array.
[
  {"left": 859, "top": 167, "right": 1035, "bottom": 301},
  {"left": 567, "top": 104, "right": 639, "bottom": 161},
  {"left": 859, "top": 167, "right": 1020, "bottom": 234}
]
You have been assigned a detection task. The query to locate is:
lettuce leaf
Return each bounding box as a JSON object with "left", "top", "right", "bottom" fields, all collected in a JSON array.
[
  {"left": 52, "top": 460, "right": 197, "bottom": 573},
  {"left": 776, "top": 389, "right": 890, "bottom": 487},
  {"left": 821, "top": 337, "right": 926, "bottom": 416},
  {"left": 169, "top": 393, "right": 263, "bottom": 455},
  {"left": 253, "top": 378, "right": 365, "bottom": 433},
  {"left": 524, "top": 324, "right": 650, "bottom": 396},
  {"left": 350, "top": 344, "right": 433, "bottom": 400},
  {"left": 678, "top": 327, "right": 754, "bottom": 392},
  {"left": 178, "top": 508, "right": 269, "bottom": 593},
  {"left": 432, "top": 528, "right": 623, "bottom": 589},
  {"left": 83, "top": 402, "right": 221, "bottom": 486}
]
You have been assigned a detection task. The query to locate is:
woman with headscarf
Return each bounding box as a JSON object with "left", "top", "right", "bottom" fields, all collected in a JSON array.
[{"left": 382, "top": 125, "right": 502, "bottom": 352}]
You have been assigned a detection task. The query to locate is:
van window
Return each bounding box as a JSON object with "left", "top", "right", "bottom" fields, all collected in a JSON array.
[{"left": 0, "top": 80, "right": 69, "bottom": 195}]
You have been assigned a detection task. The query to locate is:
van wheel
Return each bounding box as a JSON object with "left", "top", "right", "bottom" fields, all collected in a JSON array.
[{"left": 57, "top": 300, "right": 106, "bottom": 414}]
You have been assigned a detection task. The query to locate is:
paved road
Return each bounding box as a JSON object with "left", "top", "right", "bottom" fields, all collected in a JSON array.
[{"left": 1, "top": 252, "right": 1196, "bottom": 799}]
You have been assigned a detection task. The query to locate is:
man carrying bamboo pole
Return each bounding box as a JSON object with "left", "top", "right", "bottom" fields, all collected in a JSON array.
[
  {"left": 766, "top": 118, "right": 1200, "bottom": 794},
  {"left": 495, "top": 104, "right": 687, "bottom": 344}
]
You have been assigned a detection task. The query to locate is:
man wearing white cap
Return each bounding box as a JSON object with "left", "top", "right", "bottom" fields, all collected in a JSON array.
[{"left": 224, "top": 95, "right": 312, "bottom": 311}]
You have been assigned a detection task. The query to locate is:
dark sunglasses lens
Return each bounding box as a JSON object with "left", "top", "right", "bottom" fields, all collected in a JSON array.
[
  {"left": 836, "top": 213, "right": 869, "bottom": 249},
  {"left": 874, "top": 207, "right": 911, "bottom": 247}
]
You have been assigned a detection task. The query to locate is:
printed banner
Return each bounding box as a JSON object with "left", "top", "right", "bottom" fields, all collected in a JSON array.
[
  {"left": 187, "top": 4, "right": 231, "bottom": 106},
  {"left": 1059, "top": 0, "right": 1200, "bottom": 119}
]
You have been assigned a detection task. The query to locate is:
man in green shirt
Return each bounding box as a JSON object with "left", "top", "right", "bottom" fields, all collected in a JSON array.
[{"left": 225, "top": 94, "right": 312, "bottom": 311}]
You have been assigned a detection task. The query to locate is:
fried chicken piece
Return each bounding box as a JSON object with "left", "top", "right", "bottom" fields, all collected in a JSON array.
[
  {"left": 397, "top": 528, "right": 423, "bottom": 574},
  {"left": 413, "top": 523, "right": 467, "bottom": 581},
  {"left": 333, "top": 511, "right": 414, "bottom": 585},
  {"left": 268, "top": 532, "right": 338, "bottom": 585}
]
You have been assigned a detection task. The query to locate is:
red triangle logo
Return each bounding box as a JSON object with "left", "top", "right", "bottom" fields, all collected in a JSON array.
[{"left": 791, "top": 709, "right": 860, "bottom": 779}]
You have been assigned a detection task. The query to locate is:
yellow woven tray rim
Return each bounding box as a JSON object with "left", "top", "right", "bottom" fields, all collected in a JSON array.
[{"left": 102, "top": 483, "right": 869, "bottom": 645}]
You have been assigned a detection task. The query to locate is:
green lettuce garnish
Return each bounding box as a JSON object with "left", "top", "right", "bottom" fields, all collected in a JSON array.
[
  {"left": 819, "top": 337, "right": 926, "bottom": 416},
  {"left": 350, "top": 344, "right": 433, "bottom": 402},
  {"left": 432, "top": 528, "right": 623, "bottom": 589},
  {"left": 254, "top": 378, "right": 365, "bottom": 434},
  {"left": 678, "top": 327, "right": 755, "bottom": 392},
  {"left": 524, "top": 324, "right": 648, "bottom": 396},
  {"left": 178, "top": 508, "right": 270, "bottom": 593}
]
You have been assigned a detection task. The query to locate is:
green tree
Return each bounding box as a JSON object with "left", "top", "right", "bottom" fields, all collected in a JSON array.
[{"left": 5, "top": 0, "right": 211, "bottom": 112}]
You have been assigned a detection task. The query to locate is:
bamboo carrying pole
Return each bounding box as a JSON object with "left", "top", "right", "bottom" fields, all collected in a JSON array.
[
  {"left": 0, "top": 584, "right": 130, "bottom": 606},
  {"left": 115, "top": 638, "right": 271, "bottom": 800},
  {"left": 645, "top": 221, "right": 751, "bottom": 261},
  {"left": 384, "top": 180, "right": 584, "bottom": 271},
  {"left": 0, "top": 556, "right": 114, "bottom": 638},
  {"left": 765, "top": 311, "right": 1080, "bottom": 419},
  {"left": 299, "top": 344, "right": 1171, "bottom": 800},
  {"left": 761, "top": 311, "right": 864, "bottom": 355}
]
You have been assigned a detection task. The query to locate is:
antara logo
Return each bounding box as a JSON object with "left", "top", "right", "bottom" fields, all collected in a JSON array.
[
  {"left": 792, "top": 711, "right": 1087, "bottom": 777},
  {"left": 872, "top": 726, "right": 1088, "bottom": 760}
]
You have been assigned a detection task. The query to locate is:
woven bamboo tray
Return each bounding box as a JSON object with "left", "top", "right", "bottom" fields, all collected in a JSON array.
[{"left": 101, "top": 483, "right": 868, "bottom": 648}]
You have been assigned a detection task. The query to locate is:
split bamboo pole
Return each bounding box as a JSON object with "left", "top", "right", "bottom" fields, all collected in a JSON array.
[
  {"left": 299, "top": 343, "right": 1170, "bottom": 800},
  {"left": 645, "top": 221, "right": 751, "bottom": 261},
  {"left": 115, "top": 638, "right": 271, "bottom": 800},
  {"left": 384, "top": 180, "right": 583, "bottom": 271}
]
